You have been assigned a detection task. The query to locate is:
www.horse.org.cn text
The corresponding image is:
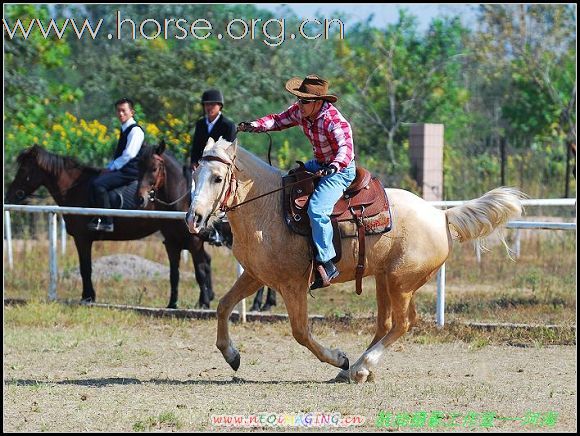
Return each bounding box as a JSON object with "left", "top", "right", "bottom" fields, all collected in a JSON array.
[{"left": 3, "top": 11, "right": 345, "bottom": 47}]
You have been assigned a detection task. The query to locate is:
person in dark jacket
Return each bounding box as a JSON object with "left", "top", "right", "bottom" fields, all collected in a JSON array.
[
  {"left": 189, "top": 89, "right": 237, "bottom": 246},
  {"left": 88, "top": 97, "right": 145, "bottom": 232},
  {"left": 189, "top": 89, "right": 237, "bottom": 170}
]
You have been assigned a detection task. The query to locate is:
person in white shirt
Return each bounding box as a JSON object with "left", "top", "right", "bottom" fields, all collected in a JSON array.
[{"left": 88, "top": 97, "right": 145, "bottom": 232}]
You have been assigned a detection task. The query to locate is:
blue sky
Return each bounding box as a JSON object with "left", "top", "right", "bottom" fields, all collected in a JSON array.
[{"left": 258, "top": 3, "right": 479, "bottom": 30}]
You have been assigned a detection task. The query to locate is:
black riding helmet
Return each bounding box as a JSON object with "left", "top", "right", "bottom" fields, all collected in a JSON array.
[{"left": 201, "top": 89, "right": 224, "bottom": 106}]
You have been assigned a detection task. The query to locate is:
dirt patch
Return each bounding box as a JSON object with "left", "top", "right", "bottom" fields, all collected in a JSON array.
[
  {"left": 66, "top": 254, "right": 194, "bottom": 281},
  {"left": 3, "top": 313, "right": 576, "bottom": 432}
]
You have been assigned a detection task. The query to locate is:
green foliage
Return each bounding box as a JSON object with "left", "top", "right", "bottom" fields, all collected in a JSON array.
[{"left": 3, "top": 4, "right": 576, "bottom": 199}]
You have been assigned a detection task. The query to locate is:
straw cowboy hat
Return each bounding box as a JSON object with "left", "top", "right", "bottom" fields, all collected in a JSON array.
[{"left": 285, "top": 74, "right": 338, "bottom": 103}]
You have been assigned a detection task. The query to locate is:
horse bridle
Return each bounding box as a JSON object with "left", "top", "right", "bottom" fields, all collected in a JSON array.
[
  {"left": 197, "top": 154, "right": 238, "bottom": 217},
  {"left": 147, "top": 154, "right": 189, "bottom": 206},
  {"left": 147, "top": 154, "right": 166, "bottom": 203}
]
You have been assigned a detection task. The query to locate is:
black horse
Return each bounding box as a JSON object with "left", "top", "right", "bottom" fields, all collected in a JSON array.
[
  {"left": 5, "top": 144, "right": 213, "bottom": 309},
  {"left": 138, "top": 141, "right": 276, "bottom": 312}
]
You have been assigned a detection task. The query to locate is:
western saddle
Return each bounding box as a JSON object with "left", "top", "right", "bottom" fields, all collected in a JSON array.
[{"left": 282, "top": 162, "right": 392, "bottom": 294}]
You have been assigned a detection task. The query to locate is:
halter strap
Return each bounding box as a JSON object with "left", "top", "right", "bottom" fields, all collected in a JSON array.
[
  {"left": 152, "top": 154, "right": 166, "bottom": 192},
  {"left": 148, "top": 154, "right": 190, "bottom": 207},
  {"left": 199, "top": 154, "right": 238, "bottom": 213}
]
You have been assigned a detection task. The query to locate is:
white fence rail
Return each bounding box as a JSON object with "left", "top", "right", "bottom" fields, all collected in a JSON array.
[{"left": 3, "top": 200, "right": 576, "bottom": 326}]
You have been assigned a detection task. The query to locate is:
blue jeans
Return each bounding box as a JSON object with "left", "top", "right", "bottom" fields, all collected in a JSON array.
[{"left": 304, "top": 159, "right": 356, "bottom": 263}]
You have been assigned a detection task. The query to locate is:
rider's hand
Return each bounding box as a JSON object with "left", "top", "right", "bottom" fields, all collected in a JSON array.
[
  {"left": 317, "top": 164, "right": 338, "bottom": 177},
  {"left": 237, "top": 122, "right": 256, "bottom": 133}
]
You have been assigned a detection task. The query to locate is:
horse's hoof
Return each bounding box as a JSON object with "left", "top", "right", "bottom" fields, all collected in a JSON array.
[
  {"left": 353, "top": 369, "right": 369, "bottom": 384},
  {"left": 249, "top": 305, "right": 260, "bottom": 312},
  {"left": 328, "top": 369, "right": 351, "bottom": 384},
  {"left": 167, "top": 303, "right": 177, "bottom": 309},
  {"left": 338, "top": 351, "right": 350, "bottom": 370},
  {"left": 260, "top": 304, "right": 273, "bottom": 312},
  {"left": 228, "top": 353, "right": 241, "bottom": 371},
  {"left": 80, "top": 298, "right": 93, "bottom": 305}
]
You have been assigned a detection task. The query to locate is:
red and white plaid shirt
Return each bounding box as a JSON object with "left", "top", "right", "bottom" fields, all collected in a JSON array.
[{"left": 251, "top": 102, "right": 355, "bottom": 170}]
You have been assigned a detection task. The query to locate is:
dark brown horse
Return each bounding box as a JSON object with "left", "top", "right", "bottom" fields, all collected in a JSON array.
[
  {"left": 137, "top": 141, "right": 276, "bottom": 312},
  {"left": 5, "top": 144, "right": 213, "bottom": 309}
]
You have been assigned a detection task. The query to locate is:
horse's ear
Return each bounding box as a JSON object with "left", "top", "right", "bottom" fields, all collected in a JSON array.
[
  {"left": 226, "top": 138, "right": 238, "bottom": 159},
  {"left": 205, "top": 137, "right": 215, "bottom": 150},
  {"left": 155, "top": 139, "right": 166, "bottom": 156},
  {"left": 29, "top": 144, "right": 41, "bottom": 156}
]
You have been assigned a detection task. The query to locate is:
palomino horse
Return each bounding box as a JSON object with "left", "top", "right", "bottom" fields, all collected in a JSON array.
[
  {"left": 138, "top": 141, "right": 276, "bottom": 312},
  {"left": 185, "top": 137, "right": 523, "bottom": 383},
  {"left": 5, "top": 144, "right": 213, "bottom": 309}
]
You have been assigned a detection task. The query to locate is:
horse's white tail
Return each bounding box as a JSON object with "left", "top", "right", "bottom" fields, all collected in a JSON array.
[{"left": 445, "top": 187, "right": 525, "bottom": 253}]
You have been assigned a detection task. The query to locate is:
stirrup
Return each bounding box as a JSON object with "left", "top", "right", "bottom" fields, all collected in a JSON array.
[{"left": 309, "top": 263, "right": 339, "bottom": 290}]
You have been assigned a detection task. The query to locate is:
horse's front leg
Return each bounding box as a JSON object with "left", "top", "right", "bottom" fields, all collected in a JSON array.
[
  {"left": 216, "top": 271, "right": 263, "bottom": 370},
  {"left": 283, "top": 287, "right": 350, "bottom": 370},
  {"left": 192, "top": 242, "right": 213, "bottom": 308}
]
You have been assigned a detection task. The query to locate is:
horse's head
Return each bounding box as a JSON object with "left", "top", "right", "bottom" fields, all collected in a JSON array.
[
  {"left": 5, "top": 145, "right": 46, "bottom": 204},
  {"left": 137, "top": 140, "right": 167, "bottom": 209},
  {"left": 185, "top": 136, "right": 237, "bottom": 234}
]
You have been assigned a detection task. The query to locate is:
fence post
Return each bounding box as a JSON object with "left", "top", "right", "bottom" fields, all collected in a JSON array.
[
  {"left": 475, "top": 242, "right": 481, "bottom": 264},
  {"left": 514, "top": 228, "right": 521, "bottom": 258},
  {"left": 48, "top": 212, "right": 58, "bottom": 301},
  {"left": 235, "top": 262, "right": 246, "bottom": 323},
  {"left": 5, "top": 211, "right": 14, "bottom": 270},
  {"left": 436, "top": 263, "right": 446, "bottom": 328},
  {"left": 60, "top": 214, "right": 66, "bottom": 256}
]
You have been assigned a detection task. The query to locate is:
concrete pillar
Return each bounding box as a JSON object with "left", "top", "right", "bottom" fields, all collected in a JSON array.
[{"left": 409, "top": 123, "right": 444, "bottom": 201}]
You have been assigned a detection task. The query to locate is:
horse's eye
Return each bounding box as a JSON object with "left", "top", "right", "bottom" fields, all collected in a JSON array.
[{"left": 215, "top": 176, "right": 223, "bottom": 183}]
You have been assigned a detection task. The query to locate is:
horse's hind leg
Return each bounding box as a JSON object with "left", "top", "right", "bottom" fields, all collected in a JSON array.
[
  {"left": 370, "top": 273, "right": 393, "bottom": 347},
  {"left": 74, "top": 237, "right": 95, "bottom": 303},
  {"left": 191, "top": 240, "right": 213, "bottom": 309},
  {"left": 163, "top": 240, "right": 181, "bottom": 309},
  {"left": 250, "top": 287, "right": 264, "bottom": 312},
  {"left": 333, "top": 272, "right": 392, "bottom": 382},
  {"left": 283, "top": 287, "right": 350, "bottom": 370},
  {"left": 216, "top": 271, "right": 263, "bottom": 370},
  {"left": 350, "top": 276, "right": 430, "bottom": 383},
  {"left": 262, "top": 288, "right": 277, "bottom": 311}
]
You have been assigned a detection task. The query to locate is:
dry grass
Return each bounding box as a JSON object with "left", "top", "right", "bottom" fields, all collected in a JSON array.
[{"left": 4, "top": 228, "right": 576, "bottom": 330}]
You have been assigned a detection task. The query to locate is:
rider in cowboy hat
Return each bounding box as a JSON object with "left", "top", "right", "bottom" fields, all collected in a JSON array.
[{"left": 237, "top": 74, "right": 356, "bottom": 289}]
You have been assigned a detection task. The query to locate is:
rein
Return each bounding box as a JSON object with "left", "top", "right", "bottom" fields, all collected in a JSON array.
[
  {"left": 223, "top": 173, "right": 321, "bottom": 212},
  {"left": 198, "top": 154, "right": 321, "bottom": 214}
]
